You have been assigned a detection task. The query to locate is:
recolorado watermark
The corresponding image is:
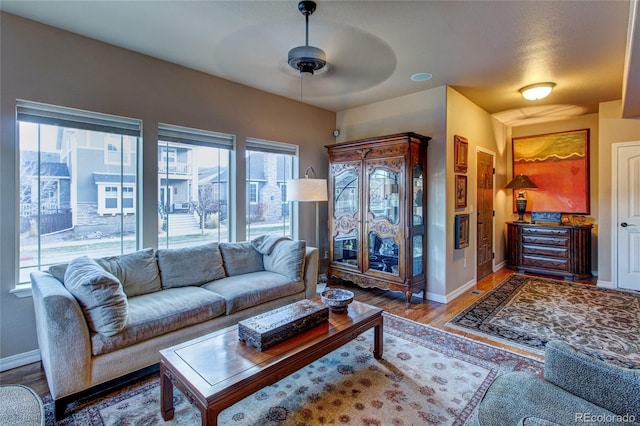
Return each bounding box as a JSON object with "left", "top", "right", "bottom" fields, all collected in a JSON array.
[{"left": 576, "top": 413, "right": 636, "bottom": 423}]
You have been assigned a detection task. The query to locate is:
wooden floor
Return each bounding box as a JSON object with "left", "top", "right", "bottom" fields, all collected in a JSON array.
[{"left": 0, "top": 268, "right": 593, "bottom": 399}]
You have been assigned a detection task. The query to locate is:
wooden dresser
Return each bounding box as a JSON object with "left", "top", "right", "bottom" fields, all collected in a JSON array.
[{"left": 506, "top": 222, "right": 592, "bottom": 280}]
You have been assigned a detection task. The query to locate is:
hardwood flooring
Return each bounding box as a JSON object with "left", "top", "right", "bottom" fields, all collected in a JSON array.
[{"left": 0, "top": 269, "right": 595, "bottom": 398}]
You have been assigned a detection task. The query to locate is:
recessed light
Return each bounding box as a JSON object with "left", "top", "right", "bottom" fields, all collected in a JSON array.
[{"left": 411, "top": 72, "right": 433, "bottom": 82}]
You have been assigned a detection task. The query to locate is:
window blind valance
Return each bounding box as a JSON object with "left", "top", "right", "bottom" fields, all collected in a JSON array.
[
  {"left": 158, "top": 123, "right": 234, "bottom": 150},
  {"left": 17, "top": 100, "right": 141, "bottom": 137},
  {"left": 246, "top": 137, "right": 298, "bottom": 156}
]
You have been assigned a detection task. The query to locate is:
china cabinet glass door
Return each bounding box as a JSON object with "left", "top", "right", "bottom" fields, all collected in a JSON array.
[
  {"left": 412, "top": 163, "right": 424, "bottom": 275},
  {"left": 366, "top": 164, "right": 402, "bottom": 277},
  {"left": 331, "top": 165, "right": 360, "bottom": 267}
]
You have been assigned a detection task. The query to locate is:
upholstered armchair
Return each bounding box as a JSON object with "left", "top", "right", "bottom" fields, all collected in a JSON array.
[{"left": 475, "top": 340, "right": 640, "bottom": 425}]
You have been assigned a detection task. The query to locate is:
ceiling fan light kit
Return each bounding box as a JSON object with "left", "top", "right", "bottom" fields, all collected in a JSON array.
[
  {"left": 288, "top": 0, "right": 327, "bottom": 76},
  {"left": 519, "top": 82, "right": 556, "bottom": 101}
]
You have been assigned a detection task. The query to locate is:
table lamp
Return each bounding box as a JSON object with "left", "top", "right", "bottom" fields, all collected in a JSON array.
[{"left": 505, "top": 174, "right": 538, "bottom": 223}]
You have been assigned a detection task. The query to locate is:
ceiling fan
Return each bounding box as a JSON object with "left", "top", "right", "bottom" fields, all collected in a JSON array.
[{"left": 288, "top": 1, "right": 327, "bottom": 76}]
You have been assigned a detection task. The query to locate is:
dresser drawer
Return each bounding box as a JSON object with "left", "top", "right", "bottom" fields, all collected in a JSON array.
[
  {"left": 522, "top": 255, "right": 569, "bottom": 271},
  {"left": 522, "top": 235, "right": 569, "bottom": 247},
  {"left": 522, "top": 227, "right": 570, "bottom": 238},
  {"left": 522, "top": 244, "right": 569, "bottom": 258}
]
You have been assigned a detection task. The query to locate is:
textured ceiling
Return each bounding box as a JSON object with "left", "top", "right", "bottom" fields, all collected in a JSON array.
[{"left": 1, "top": 0, "right": 638, "bottom": 125}]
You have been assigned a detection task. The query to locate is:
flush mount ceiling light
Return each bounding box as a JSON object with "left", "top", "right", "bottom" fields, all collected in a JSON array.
[
  {"left": 519, "top": 82, "right": 556, "bottom": 100},
  {"left": 288, "top": 1, "right": 326, "bottom": 76}
]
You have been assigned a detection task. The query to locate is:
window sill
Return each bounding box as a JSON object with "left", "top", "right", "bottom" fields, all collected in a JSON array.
[{"left": 10, "top": 285, "right": 33, "bottom": 298}]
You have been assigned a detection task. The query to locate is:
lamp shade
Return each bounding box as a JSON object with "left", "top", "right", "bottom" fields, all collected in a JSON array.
[
  {"left": 286, "top": 178, "right": 328, "bottom": 202},
  {"left": 504, "top": 174, "right": 538, "bottom": 189}
]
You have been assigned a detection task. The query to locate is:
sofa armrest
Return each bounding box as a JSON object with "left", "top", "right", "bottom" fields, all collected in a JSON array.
[
  {"left": 303, "top": 247, "right": 319, "bottom": 299},
  {"left": 30, "top": 271, "right": 92, "bottom": 399},
  {"left": 543, "top": 340, "right": 640, "bottom": 417}
]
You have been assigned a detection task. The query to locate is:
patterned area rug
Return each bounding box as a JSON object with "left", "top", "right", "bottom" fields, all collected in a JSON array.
[
  {"left": 44, "top": 313, "right": 542, "bottom": 425},
  {"left": 447, "top": 274, "right": 640, "bottom": 368}
]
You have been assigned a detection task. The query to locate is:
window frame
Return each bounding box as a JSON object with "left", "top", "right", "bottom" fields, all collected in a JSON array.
[
  {"left": 245, "top": 137, "right": 298, "bottom": 240},
  {"left": 157, "top": 123, "right": 235, "bottom": 249},
  {"left": 16, "top": 100, "right": 142, "bottom": 287}
]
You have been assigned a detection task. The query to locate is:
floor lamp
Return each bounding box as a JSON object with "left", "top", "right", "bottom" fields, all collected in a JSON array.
[{"left": 286, "top": 167, "right": 328, "bottom": 249}]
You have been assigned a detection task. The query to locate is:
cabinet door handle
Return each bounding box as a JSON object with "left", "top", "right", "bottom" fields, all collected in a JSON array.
[{"left": 621, "top": 222, "right": 635, "bottom": 228}]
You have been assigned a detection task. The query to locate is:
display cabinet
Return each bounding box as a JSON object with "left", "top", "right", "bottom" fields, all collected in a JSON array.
[{"left": 326, "top": 132, "right": 430, "bottom": 307}]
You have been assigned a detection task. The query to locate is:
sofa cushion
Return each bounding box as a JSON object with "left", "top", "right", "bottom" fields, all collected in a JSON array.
[
  {"left": 263, "top": 239, "right": 306, "bottom": 282},
  {"left": 519, "top": 417, "right": 562, "bottom": 426},
  {"left": 219, "top": 241, "right": 264, "bottom": 276},
  {"left": 201, "top": 271, "right": 304, "bottom": 315},
  {"left": 63, "top": 256, "right": 128, "bottom": 337},
  {"left": 156, "top": 242, "right": 225, "bottom": 289},
  {"left": 96, "top": 248, "right": 161, "bottom": 297},
  {"left": 476, "top": 372, "right": 618, "bottom": 426},
  {"left": 91, "top": 286, "right": 226, "bottom": 355},
  {"left": 48, "top": 263, "right": 68, "bottom": 283},
  {"left": 251, "top": 234, "right": 290, "bottom": 255}
]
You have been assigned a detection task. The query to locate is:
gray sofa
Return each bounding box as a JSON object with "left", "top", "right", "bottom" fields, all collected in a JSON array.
[
  {"left": 476, "top": 340, "right": 640, "bottom": 425},
  {"left": 30, "top": 237, "right": 318, "bottom": 419}
]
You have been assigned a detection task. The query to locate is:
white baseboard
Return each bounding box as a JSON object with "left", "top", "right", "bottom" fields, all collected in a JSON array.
[
  {"left": 494, "top": 260, "right": 506, "bottom": 272},
  {"left": 596, "top": 279, "right": 615, "bottom": 289},
  {"left": 0, "top": 349, "right": 41, "bottom": 372},
  {"left": 426, "top": 278, "right": 476, "bottom": 304},
  {"left": 425, "top": 291, "right": 447, "bottom": 304}
]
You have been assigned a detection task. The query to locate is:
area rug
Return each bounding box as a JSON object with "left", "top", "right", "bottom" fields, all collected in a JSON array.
[
  {"left": 43, "top": 313, "right": 542, "bottom": 425},
  {"left": 447, "top": 274, "right": 640, "bottom": 369}
]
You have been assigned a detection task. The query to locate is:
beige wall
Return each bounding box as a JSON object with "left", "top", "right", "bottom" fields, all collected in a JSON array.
[
  {"left": 597, "top": 100, "right": 640, "bottom": 285},
  {"left": 0, "top": 12, "right": 336, "bottom": 360},
  {"left": 511, "top": 114, "right": 600, "bottom": 273},
  {"left": 445, "top": 88, "right": 508, "bottom": 295}
]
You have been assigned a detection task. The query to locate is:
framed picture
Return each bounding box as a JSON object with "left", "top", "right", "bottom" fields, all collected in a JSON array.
[
  {"left": 455, "top": 214, "right": 469, "bottom": 249},
  {"left": 512, "top": 129, "right": 590, "bottom": 214},
  {"left": 454, "top": 135, "right": 468, "bottom": 173},
  {"left": 455, "top": 174, "right": 467, "bottom": 208}
]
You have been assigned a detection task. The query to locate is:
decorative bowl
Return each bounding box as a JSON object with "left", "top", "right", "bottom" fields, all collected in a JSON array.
[{"left": 321, "top": 288, "right": 354, "bottom": 313}]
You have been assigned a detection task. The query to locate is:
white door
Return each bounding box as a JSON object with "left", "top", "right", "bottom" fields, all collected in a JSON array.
[{"left": 615, "top": 142, "right": 640, "bottom": 291}]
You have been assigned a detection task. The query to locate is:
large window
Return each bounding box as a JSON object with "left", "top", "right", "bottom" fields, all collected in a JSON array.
[
  {"left": 245, "top": 138, "right": 296, "bottom": 240},
  {"left": 158, "top": 123, "right": 233, "bottom": 249},
  {"left": 17, "top": 100, "right": 141, "bottom": 285}
]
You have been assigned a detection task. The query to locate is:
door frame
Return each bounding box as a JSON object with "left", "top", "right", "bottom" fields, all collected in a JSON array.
[
  {"left": 476, "top": 147, "right": 496, "bottom": 280},
  {"left": 611, "top": 140, "right": 640, "bottom": 288}
]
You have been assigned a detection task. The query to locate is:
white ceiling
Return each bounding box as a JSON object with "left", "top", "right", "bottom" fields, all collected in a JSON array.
[{"left": 2, "top": 0, "right": 639, "bottom": 126}]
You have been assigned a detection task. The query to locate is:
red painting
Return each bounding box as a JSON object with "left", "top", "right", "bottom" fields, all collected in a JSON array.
[{"left": 512, "top": 129, "right": 590, "bottom": 214}]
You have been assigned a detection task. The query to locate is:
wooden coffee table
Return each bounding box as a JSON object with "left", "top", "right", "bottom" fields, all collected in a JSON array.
[{"left": 159, "top": 299, "right": 383, "bottom": 426}]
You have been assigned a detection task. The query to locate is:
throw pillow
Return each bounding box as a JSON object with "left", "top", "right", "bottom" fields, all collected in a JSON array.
[
  {"left": 263, "top": 240, "right": 306, "bottom": 282},
  {"left": 97, "top": 248, "right": 162, "bottom": 297},
  {"left": 48, "top": 263, "right": 68, "bottom": 283},
  {"left": 156, "top": 242, "right": 226, "bottom": 289},
  {"left": 219, "top": 241, "right": 264, "bottom": 276},
  {"left": 63, "top": 256, "right": 128, "bottom": 337}
]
